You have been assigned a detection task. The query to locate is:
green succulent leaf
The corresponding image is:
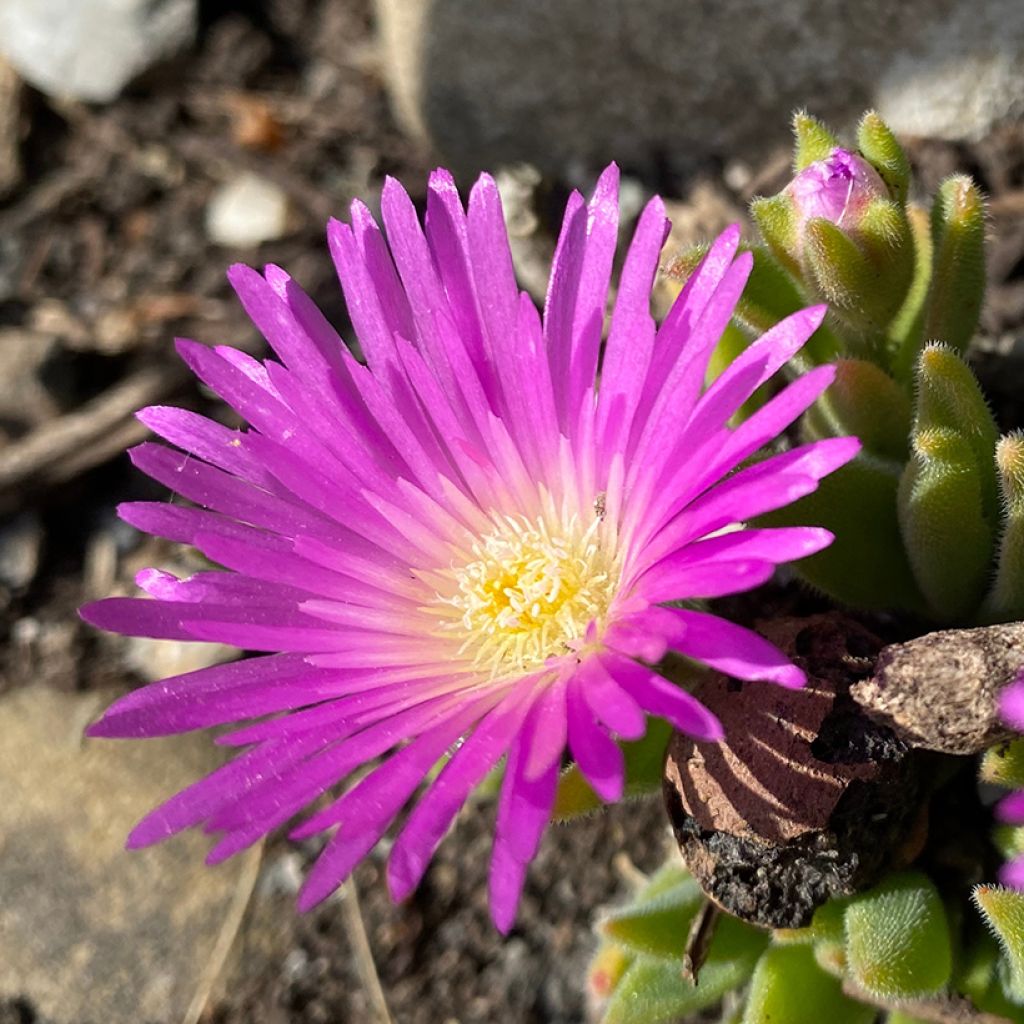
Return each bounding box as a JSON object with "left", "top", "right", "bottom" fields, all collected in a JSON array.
[
  {"left": 588, "top": 940, "right": 636, "bottom": 1006},
  {"left": 984, "top": 432, "right": 1024, "bottom": 622},
  {"left": 974, "top": 885, "right": 1024, "bottom": 1004},
  {"left": 844, "top": 871, "right": 953, "bottom": 999},
  {"left": 553, "top": 717, "right": 673, "bottom": 821},
  {"left": 924, "top": 174, "right": 986, "bottom": 356},
  {"left": 914, "top": 343, "right": 1000, "bottom": 522},
  {"left": 856, "top": 111, "right": 911, "bottom": 205},
  {"left": 857, "top": 198, "right": 914, "bottom": 310},
  {"left": 742, "top": 944, "right": 874, "bottom": 1024},
  {"left": 600, "top": 878, "right": 704, "bottom": 960},
  {"left": 793, "top": 110, "right": 841, "bottom": 171},
  {"left": 802, "top": 217, "right": 908, "bottom": 340},
  {"left": 751, "top": 194, "right": 801, "bottom": 277},
  {"left": 601, "top": 917, "right": 767, "bottom": 1024},
  {"left": 898, "top": 426, "right": 995, "bottom": 621},
  {"left": 888, "top": 205, "right": 935, "bottom": 384}
]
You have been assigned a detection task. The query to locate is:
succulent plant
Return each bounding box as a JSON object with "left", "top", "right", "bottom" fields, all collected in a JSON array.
[{"left": 666, "top": 111, "right": 1022, "bottom": 624}]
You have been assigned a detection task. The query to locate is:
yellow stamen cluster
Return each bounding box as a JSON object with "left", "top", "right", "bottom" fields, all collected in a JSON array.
[{"left": 435, "top": 510, "right": 620, "bottom": 676}]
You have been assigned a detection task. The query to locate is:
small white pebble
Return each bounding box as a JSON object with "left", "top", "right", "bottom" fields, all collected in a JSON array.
[{"left": 206, "top": 172, "right": 290, "bottom": 247}]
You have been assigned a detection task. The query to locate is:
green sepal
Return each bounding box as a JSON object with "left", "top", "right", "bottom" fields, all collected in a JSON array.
[
  {"left": 984, "top": 433, "right": 1024, "bottom": 622},
  {"left": 924, "top": 175, "right": 986, "bottom": 356},
  {"left": 793, "top": 110, "right": 840, "bottom": 171},
  {"left": 973, "top": 885, "right": 1024, "bottom": 1003},
  {"left": 914, "top": 343, "right": 1000, "bottom": 522},
  {"left": 599, "top": 877, "right": 704, "bottom": 960},
  {"left": 856, "top": 110, "right": 911, "bottom": 204},
  {"left": 742, "top": 944, "right": 874, "bottom": 1024},
  {"left": 803, "top": 217, "right": 906, "bottom": 336},
  {"left": 982, "top": 739, "right": 1024, "bottom": 789},
  {"left": 751, "top": 194, "right": 801, "bottom": 277},
  {"left": 897, "top": 427, "right": 995, "bottom": 621},
  {"left": 553, "top": 717, "right": 672, "bottom": 821},
  {"left": 888, "top": 205, "right": 935, "bottom": 384},
  {"left": 857, "top": 197, "right": 915, "bottom": 315},
  {"left": 759, "top": 453, "right": 924, "bottom": 613},
  {"left": 810, "top": 358, "right": 910, "bottom": 460},
  {"left": 601, "top": 921, "right": 768, "bottom": 1024},
  {"left": 844, "top": 871, "right": 953, "bottom": 1000}
]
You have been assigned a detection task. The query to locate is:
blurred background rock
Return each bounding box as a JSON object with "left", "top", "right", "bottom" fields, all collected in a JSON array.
[{"left": 0, "top": 2, "right": 1022, "bottom": 1022}]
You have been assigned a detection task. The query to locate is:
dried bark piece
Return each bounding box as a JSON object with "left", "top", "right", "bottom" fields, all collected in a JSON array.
[
  {"left": 663, "top": 614, "right": 925, "bottom": 928},
  {"left": 851, "top": 622, "right": 1024, "bottom": 755}
]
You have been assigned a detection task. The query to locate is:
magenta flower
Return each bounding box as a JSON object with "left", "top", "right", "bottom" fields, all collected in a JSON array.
[
  {"left": 997, "top": 674, "right": 1024, "bottom": 888},
  {"left": 81, "top": 164, "right": 858, "bottom": 931},
  {"left": 786, "top": 147, "right": 888, "bottom": 233}
]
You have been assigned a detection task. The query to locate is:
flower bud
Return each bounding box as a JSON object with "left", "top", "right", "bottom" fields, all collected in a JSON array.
[{"left": 786, "top": 148, "right": 889, "bottom": 238}]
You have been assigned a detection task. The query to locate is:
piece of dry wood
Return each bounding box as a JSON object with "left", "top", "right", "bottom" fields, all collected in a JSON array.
[
  {"left": 851, "top": 623, "right": 1024, "bottom": 755},
  {"left": 681, "top": 900, "right": 720, "bottom": 985}
]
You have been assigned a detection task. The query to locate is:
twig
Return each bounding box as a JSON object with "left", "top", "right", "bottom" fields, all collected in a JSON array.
[
  {"left": 340, "top": 877, "right": 393, "bottom": 1024},
  {"left": 0, "top": 361, "right": 188, "bottom": 500},
  {"left": 182, "top": 844, "right": 263, "bottom": 1024},
  {"left": 681, "top": 901, "right": 720, "bottom": 985},
  {"left": 841, "top": 980, "right": 1013, "bottom": 1024}
]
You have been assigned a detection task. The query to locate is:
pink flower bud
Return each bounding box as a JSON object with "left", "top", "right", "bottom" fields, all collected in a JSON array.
[{"left": 786, "top": 148, "right": 888, "bottom": 231}]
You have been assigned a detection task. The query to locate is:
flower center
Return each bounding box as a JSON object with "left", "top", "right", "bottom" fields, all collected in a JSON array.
[{"left": 435, "top": 510, "right": 620, "bottom": 676}]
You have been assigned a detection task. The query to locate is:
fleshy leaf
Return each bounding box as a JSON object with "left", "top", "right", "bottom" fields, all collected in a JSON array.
[
  {"left": 856, "top": 111, "right": 911, "bottom": 204},
  {"left": 554, "top": 717, "right": 673, "bottom": 821},
  {"left": 599, "top": 877, "right": 704, "bottom": 959},
  {"left": 924, "top": 175, "right": 986, "bottom": 356},
  {"left": 974, "top": 885, "right": 1024, "bottom": 1004},
  {"left": 985, "top": 433, "right": 1024, "bottom": 622},
  {"left": 751, "top": 194, "right": 801, "bottom": 277},
  {"left": 897, "top": 427, "right": 995, "bottom": 621},
  {"left": 803, "top": 217, "right": 907, "bottom": 334},
  {"left": 602, "top": 920, "right": 768, "bottom": 1024},
  {"left": 742, "top": 944, "right": 875, "bottom": 1024},
  {"left": 888, "top": 205, "right": 935, "bottom": 384},
  {"left": 844, "top": 871, "right": 953, "bottom": 999},
  {"left": 793, "top": 111, "right": 841, "bottom": 172},
  {"left": 914, "top": 343, "right": 1000, "bottom": 522},
  {"left": 774, "top": 895, "right": 852, "bottom": 946}
]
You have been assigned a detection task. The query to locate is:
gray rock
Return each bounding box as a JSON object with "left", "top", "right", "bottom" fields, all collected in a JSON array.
[
  {"left": 375, "top": 0, "right": 1024, "bottom": 176},
  {"left": 0, "top": 686, "right": 259, "bottom": 1023},
  {"left": 0, "top": 0, "right": 196, "bottom": 104}
]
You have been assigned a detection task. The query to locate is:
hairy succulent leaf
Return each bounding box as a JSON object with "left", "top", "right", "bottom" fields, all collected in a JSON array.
[
  {"left": 974, "top": 885, "right": 1024, "bottom": 1003},
  {"left": 985, "top": 433, "right": 1024, "bottom": 622},
  {"left": 897, "top": 428, "right": 994, "bottom": 621},
  {"left": 924, "top": 175, "right": 986, "bottom": 356},
  {"left": 751, "top": 194, "right": 801, "bottom": 277},
  {"left": 844, "top": 871, "right": 953, "bottom": 999},
  {"left": 856, "top": 110, "right": 911, "bottom": 204},
  {"left": 914, "top": 343, "right": 1000, "bottom": 522},
  {"left": 793, "top": 110, "right": 841, "bottom": 171}
]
